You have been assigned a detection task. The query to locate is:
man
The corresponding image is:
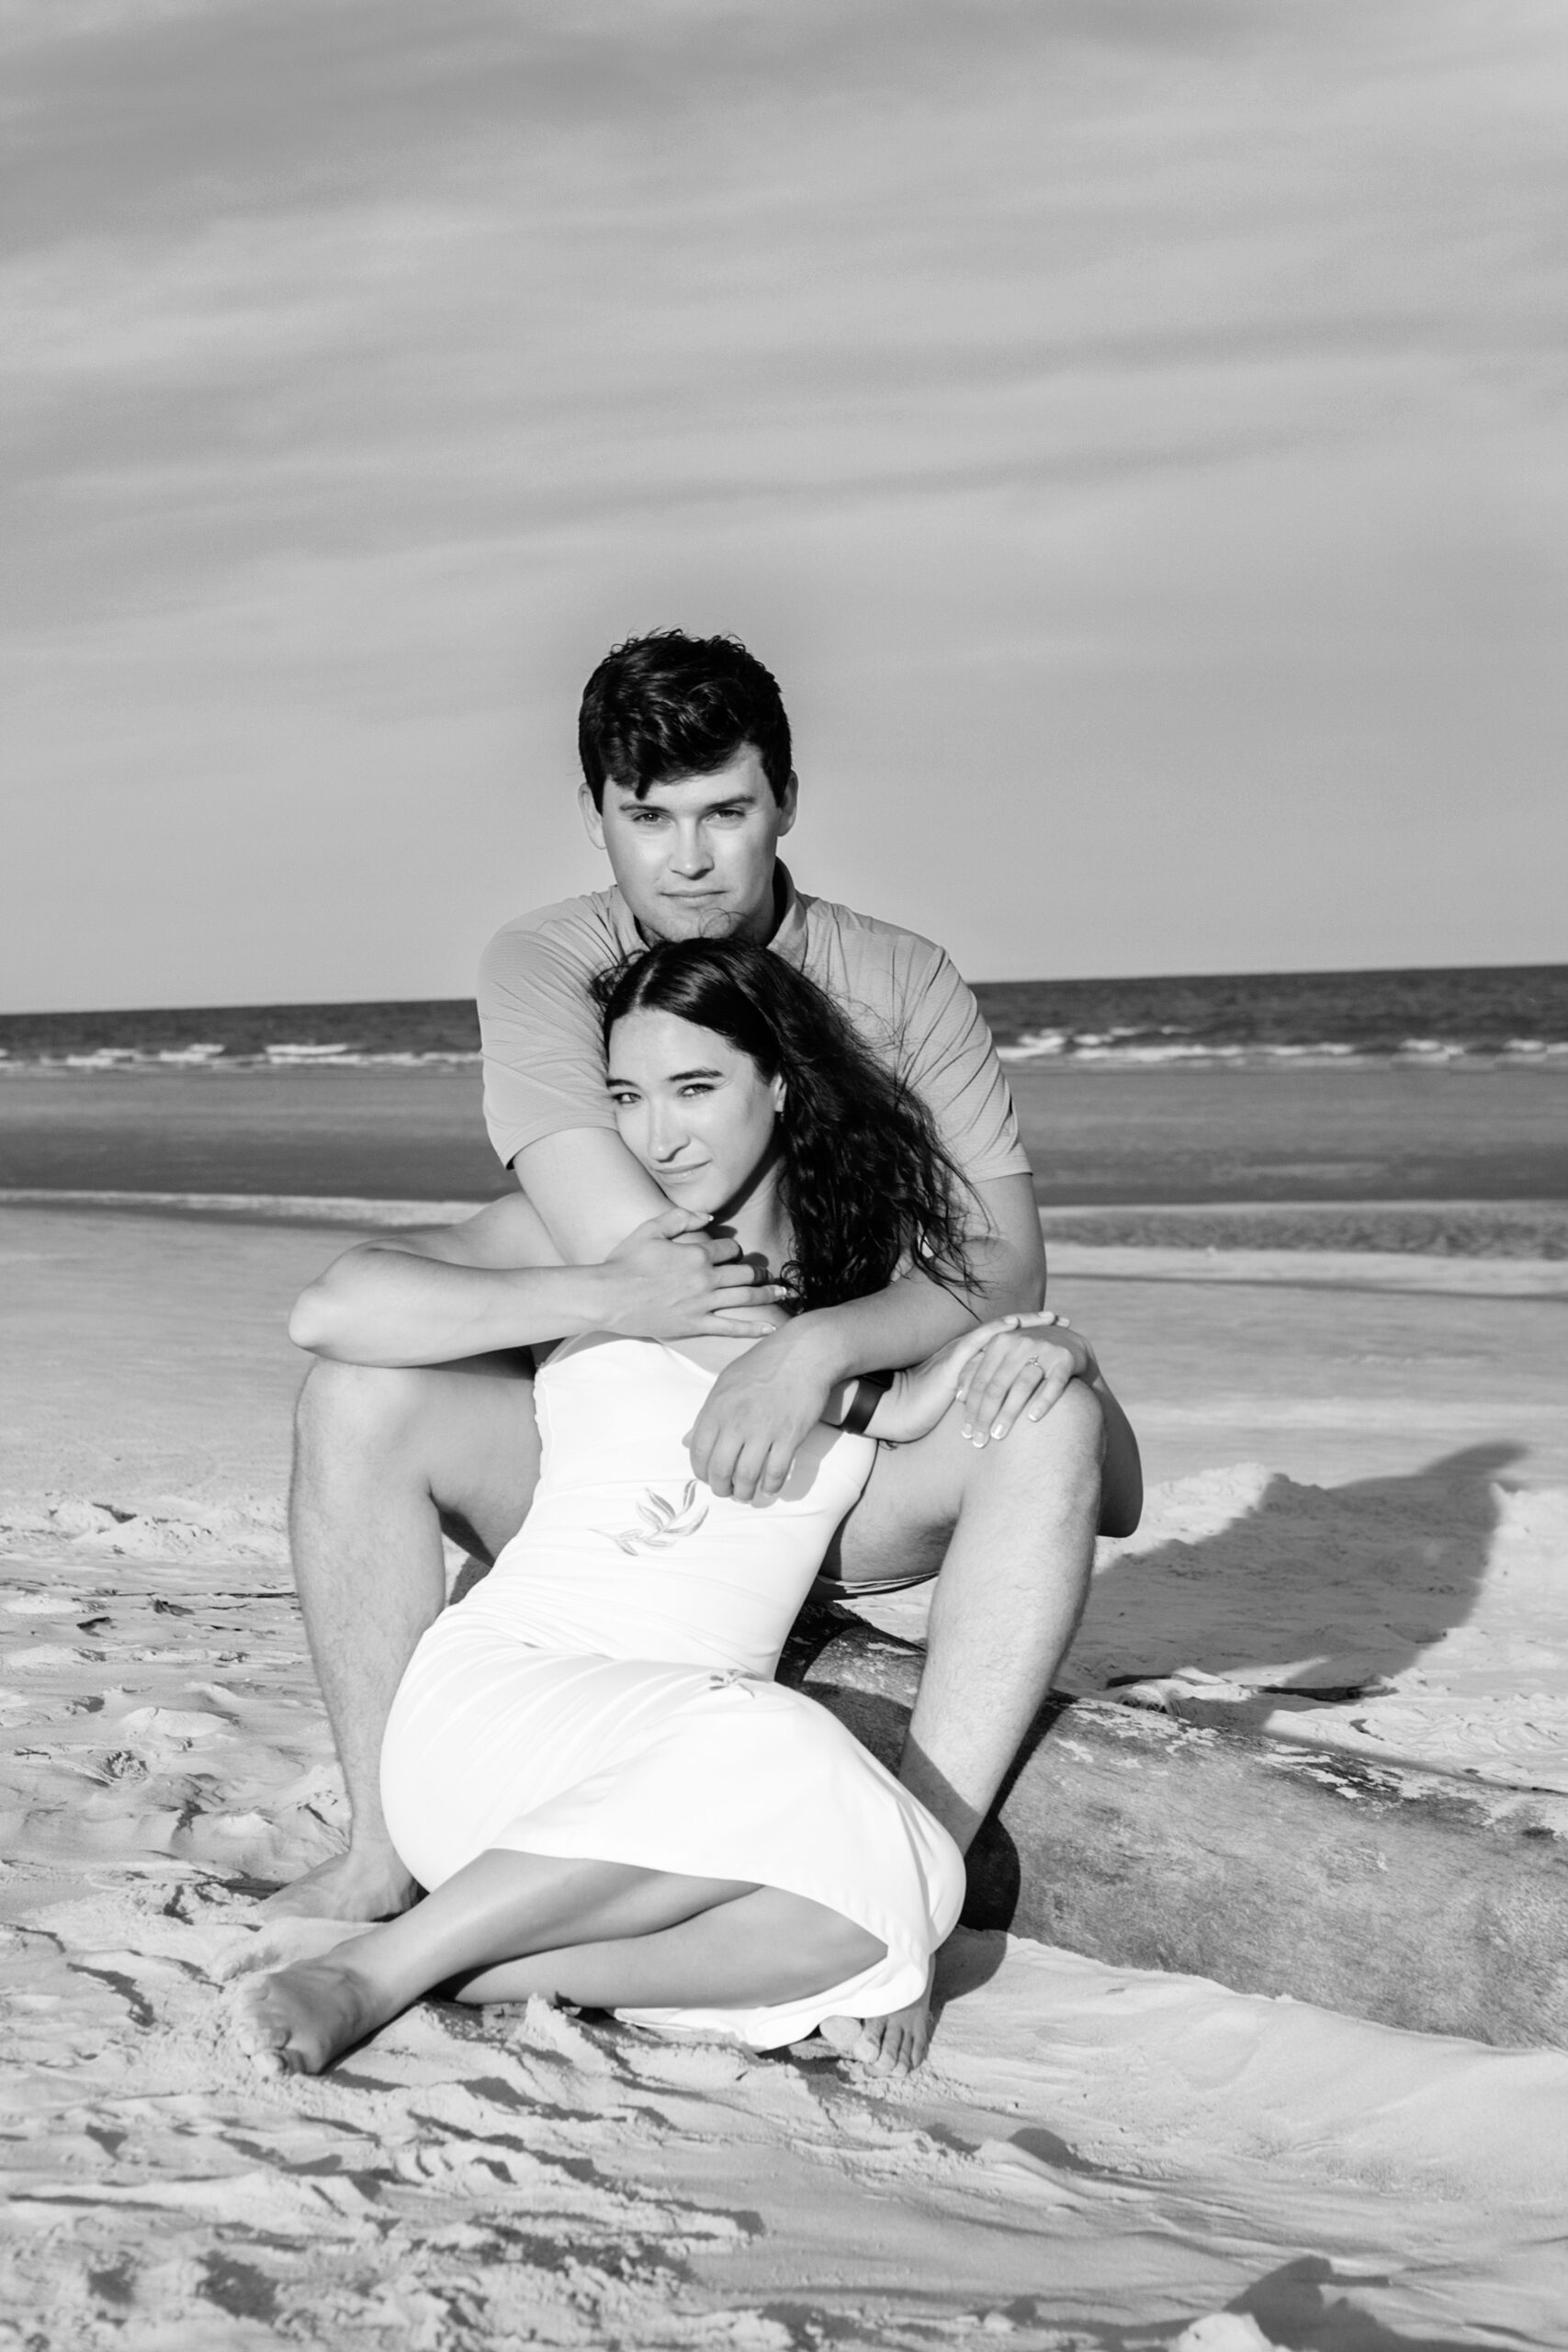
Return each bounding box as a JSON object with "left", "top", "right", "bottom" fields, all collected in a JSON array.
[{"left": 273, "top": 630, "right": 1140, "bottom": 2069}]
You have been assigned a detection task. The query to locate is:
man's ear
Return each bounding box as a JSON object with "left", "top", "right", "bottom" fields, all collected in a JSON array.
[
  {"left": 775, "top": 771, "right": 798, "bottom": 837},
  {"left": 579, "top": 784, "right": 606, "bottom": 850}
]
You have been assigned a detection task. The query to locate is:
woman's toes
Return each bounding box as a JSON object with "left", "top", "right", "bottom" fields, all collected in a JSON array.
[{"left": 231, "top": 1983, "right": 293, "bottom": 2073}]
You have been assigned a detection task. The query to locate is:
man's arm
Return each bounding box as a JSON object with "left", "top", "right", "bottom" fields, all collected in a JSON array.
[
  {"left": 288, "top": 1190, "right": 782, "bottom": 1367},
  {"left": 686, "top": 1170, "right": 1044, "bottom": 1501},
  {"left": 511, "top": 1125, "right": 677, "bottom": 1261}
]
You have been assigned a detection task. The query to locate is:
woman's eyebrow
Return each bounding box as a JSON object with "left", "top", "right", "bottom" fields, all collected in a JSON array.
[{"left": 604, "top": 1064, "right": 724, "bottom": 1086}]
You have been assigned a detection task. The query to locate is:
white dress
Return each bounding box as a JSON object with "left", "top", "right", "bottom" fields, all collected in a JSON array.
[{"left": 380, "top": 1333, "right": 965, "bottom": 2049}]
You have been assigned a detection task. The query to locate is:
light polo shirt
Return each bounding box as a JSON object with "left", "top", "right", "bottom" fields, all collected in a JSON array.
[{"left": 477, "top": 866, "right": 1030, "bottom": 1191}]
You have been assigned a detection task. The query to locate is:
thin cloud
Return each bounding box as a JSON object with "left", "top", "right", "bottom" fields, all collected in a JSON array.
[{"left": 3, "top": 0, "right": 1564, "bottom": 1001}]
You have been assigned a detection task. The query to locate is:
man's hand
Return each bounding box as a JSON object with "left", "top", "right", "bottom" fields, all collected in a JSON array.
[
  {"left": 604, "top": 1208, "right": 787, "bottom": 1340},
  {"left": 685, "top": 1324, "right": 835, "bottom": 1501}
]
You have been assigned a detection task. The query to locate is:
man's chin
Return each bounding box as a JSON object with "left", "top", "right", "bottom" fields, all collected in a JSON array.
[{"left": 649, "top": 902, "right": 744, "bottom": 943}]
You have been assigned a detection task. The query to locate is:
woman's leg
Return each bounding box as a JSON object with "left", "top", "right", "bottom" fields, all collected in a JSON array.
[
  {"left": 235, "top": 1848, "right": 883, "bottom": 2075},
  {"left": 451, "top": 1882, "right": 885, "bottom": 2010}
]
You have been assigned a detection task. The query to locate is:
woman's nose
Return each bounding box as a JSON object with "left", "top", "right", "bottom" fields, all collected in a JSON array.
[{"left": 648, "top": 1103, "right": 689, "bottom": 1160}]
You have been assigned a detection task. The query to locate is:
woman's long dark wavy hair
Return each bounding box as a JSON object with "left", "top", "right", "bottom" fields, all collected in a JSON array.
[{"left": 593, "top": 939, "right": 975, "bottom": 1312}]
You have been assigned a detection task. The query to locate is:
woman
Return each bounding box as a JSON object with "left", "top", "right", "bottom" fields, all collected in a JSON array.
[{"left": 238, "top": 940, "right": 1102, "bottom": 2076}]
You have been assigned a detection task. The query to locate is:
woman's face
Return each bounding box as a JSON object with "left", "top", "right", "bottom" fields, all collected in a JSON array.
[{"left": 606, "top": 1009, "right": 784, "bottom": 1218}]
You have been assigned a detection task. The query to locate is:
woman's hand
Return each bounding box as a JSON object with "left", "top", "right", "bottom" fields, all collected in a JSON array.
[{"left": 870, "top": 1312, "right": 1098, "bottom": 1449}]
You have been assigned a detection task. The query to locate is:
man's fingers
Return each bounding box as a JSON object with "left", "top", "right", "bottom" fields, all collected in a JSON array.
[
  {"left": 721, "top": 1437, "right": 772, "bottom": 1504},
  {"left": 646, "top": 1204, "right": 710, "bottom": 1238},
  {"left": 690, "top": 1230, "right": 741, "bottom": 1263},
  {"left": 755, "top": 1436, "right": 797, "bottom": 1499},
  {"left": 684, "top": 1414, "right": 719, "bottom": 1488}
]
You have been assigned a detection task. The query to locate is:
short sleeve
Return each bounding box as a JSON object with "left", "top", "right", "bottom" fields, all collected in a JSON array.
[
  {"left": 893, "top": 944, "right": 1031, "bottom": 1191},
  {"left": 477, "top": 908, "right": 620, "bottom": 1169}
]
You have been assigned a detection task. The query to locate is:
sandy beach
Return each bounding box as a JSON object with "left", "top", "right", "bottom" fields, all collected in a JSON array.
[{"left": 5, "top": 1189, "right": 1568, "bottom": 2346}]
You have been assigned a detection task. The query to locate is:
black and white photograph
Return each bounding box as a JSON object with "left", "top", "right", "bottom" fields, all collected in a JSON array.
[{"left": 4, "top": 3, "right": 1566, "bottom": 2343}]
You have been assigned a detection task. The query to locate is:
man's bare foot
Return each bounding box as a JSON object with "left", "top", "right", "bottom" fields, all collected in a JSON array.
[
  {"left": 233, "top": 1954, "right": 389, "bottom": 2075},
  {"left": 259, "top": 1845, "right": 418, "bottom": 1924},
  {"left": 820, "top": 1971, "right": 933, "bottom": 2076}
]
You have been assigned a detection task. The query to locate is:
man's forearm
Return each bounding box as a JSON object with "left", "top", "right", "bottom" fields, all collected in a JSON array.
[
  {"left": 783, "top": 1272, "right": 983, "bottom": 1394},
  {"left": 776, "top": 1217, "right": 1045, "bottom": 1393},
  {"left": 288, "top": 1245, "right": 614, "bottom": 1367}
]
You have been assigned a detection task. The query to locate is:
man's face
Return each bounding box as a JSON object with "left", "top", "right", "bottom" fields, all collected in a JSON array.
[{"left": 581, "top": 744, "right": 796, "bottom": 945}]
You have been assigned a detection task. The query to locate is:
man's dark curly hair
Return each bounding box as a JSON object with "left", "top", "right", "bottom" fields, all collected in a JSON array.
[
  {"left": 593, "top": 938, "right": 975, "bottom": 1312},
  {"left": 578, "top": 630, "right": 793, "bottom": 809}
]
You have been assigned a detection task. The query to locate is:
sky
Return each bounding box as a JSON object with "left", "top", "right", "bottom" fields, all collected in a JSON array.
[{"left": 4, "top": 0, "right": 1565, "bottom": 1011}]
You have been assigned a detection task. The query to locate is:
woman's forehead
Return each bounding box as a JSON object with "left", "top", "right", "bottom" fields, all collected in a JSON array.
[{"left": 606, "top": 1008, "right": 745, "bottom": 1080}]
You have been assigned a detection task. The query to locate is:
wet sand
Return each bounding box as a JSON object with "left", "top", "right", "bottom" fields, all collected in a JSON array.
[{"left": 6, "top": 1059, "right": 1567, "bottom": 1207}]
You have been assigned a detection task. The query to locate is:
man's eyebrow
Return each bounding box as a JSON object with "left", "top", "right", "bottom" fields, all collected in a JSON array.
[{"left": 614, "top": 786, "right": 760, "bottom": 810}]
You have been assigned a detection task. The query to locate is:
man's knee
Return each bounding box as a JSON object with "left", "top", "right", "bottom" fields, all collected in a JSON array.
[
  {"left": 293, "top": 1355, "right": 444, "bottom": 1462},
  {"left": 971, "top": 1377, "right": 1106, "bottom": 1508}
]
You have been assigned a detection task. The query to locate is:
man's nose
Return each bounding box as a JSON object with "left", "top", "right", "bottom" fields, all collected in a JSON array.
[{"left": 671, "top": 822, "right": 713, "bottom": 876}]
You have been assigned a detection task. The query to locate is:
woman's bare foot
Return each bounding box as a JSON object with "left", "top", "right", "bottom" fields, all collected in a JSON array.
[
  {"left": 233, "top": 1954, "right": 389, "bottom": 2075},
  {"left": 820, "top": 1969, "right": 933, "bottom": 2076},
  {"left": 259, "top": 1843, "right": 418, "bottom": 1925}
]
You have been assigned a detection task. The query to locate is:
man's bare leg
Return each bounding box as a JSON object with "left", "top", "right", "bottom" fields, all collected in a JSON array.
[
  {"left": 264, "top": 1351, "right": 541, "bottom": 1921},
  {"left": 236, "top": 1849, "right": 884, "bottom": 2075},
  {"left": 817, "top": 1379, "right": 1108, "bottom": 2064}
]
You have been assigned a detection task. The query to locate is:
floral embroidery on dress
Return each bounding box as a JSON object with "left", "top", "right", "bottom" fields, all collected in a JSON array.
[{"left": 603, "top": 1479, "right": 709, "bottom": 1556}]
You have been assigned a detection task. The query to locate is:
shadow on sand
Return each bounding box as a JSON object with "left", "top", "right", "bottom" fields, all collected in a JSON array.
[{"left": 1071, "top": 1441, "right": 1524, "bottom": 1725}]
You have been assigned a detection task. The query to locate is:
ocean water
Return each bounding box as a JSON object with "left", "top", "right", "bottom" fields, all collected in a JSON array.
[{"left": 1, "top": 964, "right": 1565, "bottom": 1070}]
